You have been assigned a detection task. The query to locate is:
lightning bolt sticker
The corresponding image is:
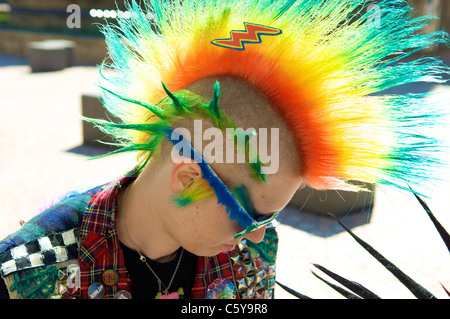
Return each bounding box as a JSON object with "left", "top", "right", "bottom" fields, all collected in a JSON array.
[{"left": 211, "top": 22, "right": 282, "bottom": 51}]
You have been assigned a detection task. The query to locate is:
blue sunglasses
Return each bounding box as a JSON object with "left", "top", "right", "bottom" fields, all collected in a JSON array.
[{"left": 165, "top": 128, "right": 279, "bottom": 238}]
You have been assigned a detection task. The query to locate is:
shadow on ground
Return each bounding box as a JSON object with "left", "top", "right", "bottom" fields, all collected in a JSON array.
[
  {"left": 65, "top": 144, "right": 117, "bottom": 157},
  {"left": 0, "top": 54, "right": 28, "bottom": 67},
  {"left": 278, "top": 206, "right": 373, "bottom": 238}
]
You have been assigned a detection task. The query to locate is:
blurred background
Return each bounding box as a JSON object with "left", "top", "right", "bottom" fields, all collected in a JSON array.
[{"left": 1, "top": 0, "right": 450, "bottom": 299}]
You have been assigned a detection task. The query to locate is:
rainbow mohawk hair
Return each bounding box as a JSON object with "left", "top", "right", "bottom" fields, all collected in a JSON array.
[{"left": 93, "top": 0, "right": 450, "bottom": 194}]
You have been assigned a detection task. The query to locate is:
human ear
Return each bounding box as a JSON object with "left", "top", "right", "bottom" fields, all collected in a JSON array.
[{"left": 170, "top": 160, "right": 203, "bottom": 194}]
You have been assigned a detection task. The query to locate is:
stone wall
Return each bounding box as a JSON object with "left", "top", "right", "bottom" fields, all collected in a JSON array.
[
  {"left": 0, "top": 0, "right": 122, "bottom": 64},
  {"left": 408, "top": 0, "right": 444, "bottom": 32},
  {"left": 7, "top": 0, "right": 126, "bottom": 35},
  {"left": 441, "top": 0, "right": 450, "bottom": 34},
  {"left": 9, "top": 0, "right": 121, "bottom": 9},
  {"left": 0, "top": 29, "right": 107, "bottom": 65}
]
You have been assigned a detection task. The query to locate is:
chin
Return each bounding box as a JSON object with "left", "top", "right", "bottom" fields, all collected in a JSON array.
[{"left": 187, "top": 246, "right": 225, "bottom": 257}]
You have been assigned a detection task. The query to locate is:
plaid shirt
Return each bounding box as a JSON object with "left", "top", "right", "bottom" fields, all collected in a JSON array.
[
  {"left": 78, "top": 172, "right": 239, "bottom": 299},
  {"left": 1, "top": 170, "right": 276, "bottom": 299}
]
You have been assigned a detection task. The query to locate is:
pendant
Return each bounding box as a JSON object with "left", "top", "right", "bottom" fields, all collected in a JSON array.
[{"left": 155, "top": 287, "right": 184, "bottom": 299}]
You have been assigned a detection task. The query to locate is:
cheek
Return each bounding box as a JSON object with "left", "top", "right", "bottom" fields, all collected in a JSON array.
[{"left": 179, "top": 201, "right": 238, "bottom": 252}]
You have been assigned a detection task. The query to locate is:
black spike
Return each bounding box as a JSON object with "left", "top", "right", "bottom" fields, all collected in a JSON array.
[
  {"left": 275, "top": 281, "right": 313, "bottom": 299},
  {"left": 409, "top": 186, "right": 450, "bottom": 254},
  {"left": 313, "top": 264, "right": 381, "bottom": 299},
  {"left": 311, "top": 271, "right": 362, "bottom": 299},
  {"left": 329, "top": 214, "right": 436, "bottom": 299}
]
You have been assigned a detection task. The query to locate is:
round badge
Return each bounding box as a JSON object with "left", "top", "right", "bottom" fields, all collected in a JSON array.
[
  {"left": 114, "top": 290, "right": 132, "bottom": 299},
  {"left": 88, "top": 282, "right": 105, "bottom": 299},
  {"left": 206, "top": 278, "right": 237, "bottom": 299},
  {"left": 102, "top": 269, "right": 119, "bottom": 286}
]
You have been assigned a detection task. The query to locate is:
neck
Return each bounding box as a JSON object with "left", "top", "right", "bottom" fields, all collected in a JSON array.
[{"left": 116, "top": 174, "right": 181, "bottom": 263}]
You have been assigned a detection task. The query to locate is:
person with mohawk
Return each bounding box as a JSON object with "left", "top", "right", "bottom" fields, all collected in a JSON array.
[{"left": 0, "top": 0, "right": 448, "bottom": 299}]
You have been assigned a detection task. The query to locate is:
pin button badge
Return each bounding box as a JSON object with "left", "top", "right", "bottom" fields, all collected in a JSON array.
[
  {"left": 114, "top": 290, "right": 132, "bottom": 299},
  {"left": 88, "top": 282, "right": 105, "bottom": 299},
  {"left": 102, "top": 269, "right": 119, "bottom": 286},
  {"left": 206, "top": 278, "right": 237, "bottom": 299}
]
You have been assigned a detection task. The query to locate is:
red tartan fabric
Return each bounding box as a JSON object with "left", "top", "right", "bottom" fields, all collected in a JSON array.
[
  {"left": 191, "top": 252, "right": 240, "bottom": 299},
  {"left": 79, "top": 174, "right": 134, "bottom": 299},
  {"left": 77, "top": 172, "right": 236, "bottom": 299}
]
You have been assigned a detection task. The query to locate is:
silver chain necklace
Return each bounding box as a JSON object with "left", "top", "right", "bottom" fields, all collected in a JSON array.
[{"left": 119, "top": 184, "right": 184, "bottom": 297}]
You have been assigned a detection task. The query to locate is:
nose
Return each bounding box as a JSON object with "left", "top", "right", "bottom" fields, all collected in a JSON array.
[{"left": 242, "top": 226, "right": 267, "bottom": 243}]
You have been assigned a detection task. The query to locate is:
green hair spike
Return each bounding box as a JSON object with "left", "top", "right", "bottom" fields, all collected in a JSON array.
[
  {"left": 208, "top": 81, "right": 222, "bottom": 121},
  {"left": 161, "top": 82, "right": 190, "bottom": 114},
  {"left": 99, "top": 85, "right": 166, "bottom": 119}
]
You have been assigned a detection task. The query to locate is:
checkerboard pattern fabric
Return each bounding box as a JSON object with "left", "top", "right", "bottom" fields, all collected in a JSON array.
[
  {"left": 0, "top": 228, "right": 80, "bottom": 276},
  {"left": 0, "top": 185, "right": 103, "bottom": 255}
]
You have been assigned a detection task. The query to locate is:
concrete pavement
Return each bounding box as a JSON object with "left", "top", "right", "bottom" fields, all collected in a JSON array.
[{"left": 1, "top": 53, "right": 450, "bottom": 299}]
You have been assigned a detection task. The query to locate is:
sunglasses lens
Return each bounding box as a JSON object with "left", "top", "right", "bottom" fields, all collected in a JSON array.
[{"left": 233, "top": 212, "right": 279, "bottom": 238}]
